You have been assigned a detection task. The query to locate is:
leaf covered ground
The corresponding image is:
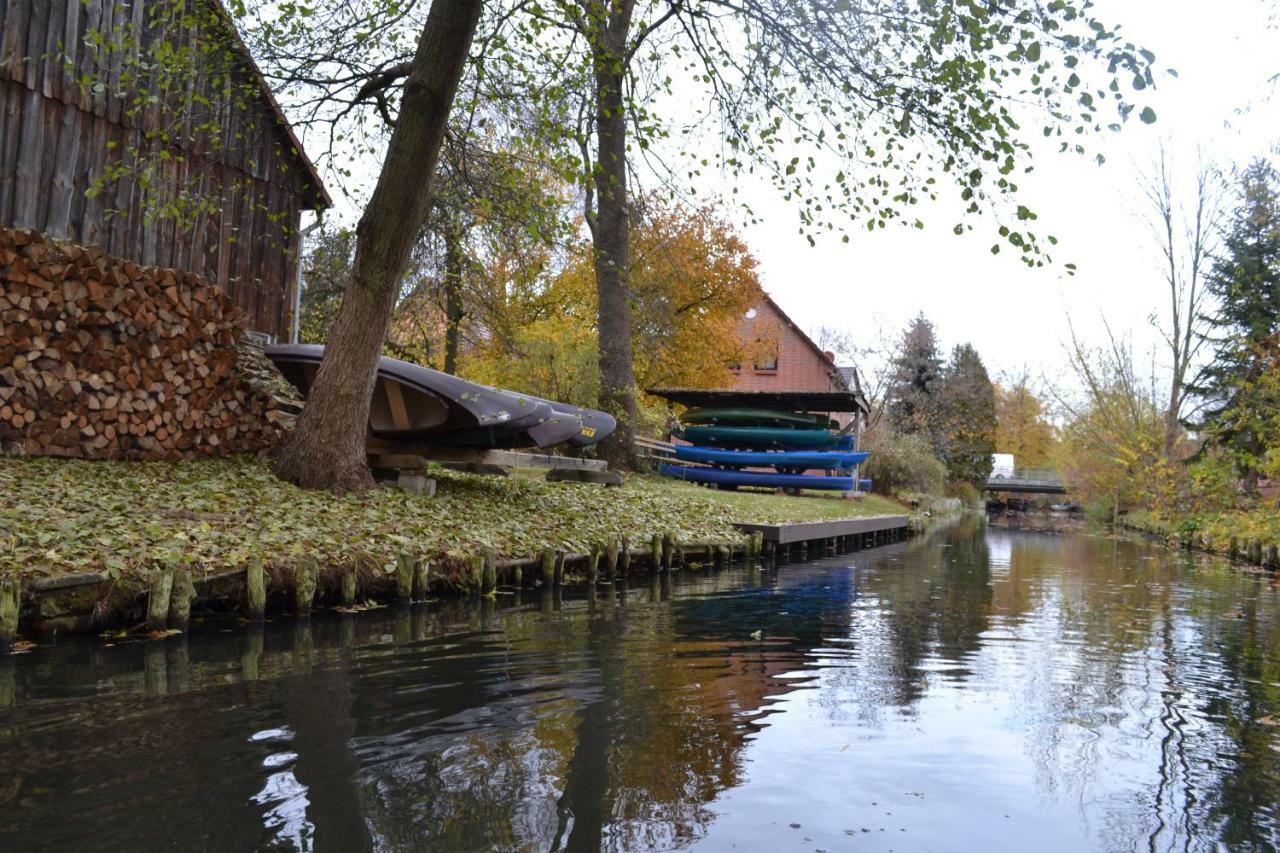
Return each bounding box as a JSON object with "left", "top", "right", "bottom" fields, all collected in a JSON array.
[{"left": 2, "top": 456, "right": 906, "bottom": 585}]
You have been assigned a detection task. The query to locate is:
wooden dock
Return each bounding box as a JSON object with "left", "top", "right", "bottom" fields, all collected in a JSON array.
[{"left": 734, "top": 514, "right": 909, "bottom": 546}]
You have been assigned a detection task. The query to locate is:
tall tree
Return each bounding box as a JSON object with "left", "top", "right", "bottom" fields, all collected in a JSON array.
[
  {"left": 273, "top": 0, "right": 484, "bottom": 491},
  {"left": 245, "top": 0, "right": 1159, "bottom": 473},
  {"left": 937, "top": 344, "right": 997, "bottom": 486},
  {"left": 1187, "top": 159, "right": 1280, "bottom": 493},
  {"left": 886, "top": 313, "right": 944, "bottom": 446},
  {"left": 1138, "top": 146, "right": 1223, "bottom": 459},
  {"left": 993, "top": 373, "right": 1056, "bottom": 468}
]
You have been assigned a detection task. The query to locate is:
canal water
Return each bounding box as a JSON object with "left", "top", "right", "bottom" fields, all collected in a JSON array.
[{"left": 2, "top": 516, "right": 1279, "bottom": 852}]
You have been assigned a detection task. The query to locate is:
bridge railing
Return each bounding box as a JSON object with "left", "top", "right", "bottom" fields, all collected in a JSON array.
[{"left": 990, "top": 467, "right": 1063, "bottom": 482}]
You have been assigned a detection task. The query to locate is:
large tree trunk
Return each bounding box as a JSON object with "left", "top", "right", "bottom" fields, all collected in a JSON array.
[
  {"left": 443, "top": 219, "right": 465, "bottom": 375},
  {"left": 274, "top": 0, "right": 482, "bottom": 491},
  {"left": 587, "top": 0, "right": 637, "bottom": 471}
]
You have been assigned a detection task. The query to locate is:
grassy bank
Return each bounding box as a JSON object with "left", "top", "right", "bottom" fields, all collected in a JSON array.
[
  {"left": 1127, "top": 506, "right": 1280, "bottom": 568},
  {"left": 3, "top": 456, "right": 906, "bottom": 588}
]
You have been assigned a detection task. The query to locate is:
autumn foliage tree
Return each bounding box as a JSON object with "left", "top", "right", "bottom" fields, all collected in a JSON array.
[
  {"left": 464, "top": 198, "right": 762, "bottom": 415},
  {"left": 993, "top": 375, "right": 1057, "bottom": 467}
]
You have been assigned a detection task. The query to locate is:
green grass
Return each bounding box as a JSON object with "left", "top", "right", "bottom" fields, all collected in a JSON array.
[{"left": 3, "top": 456, "right": 907, "bottom": 586}]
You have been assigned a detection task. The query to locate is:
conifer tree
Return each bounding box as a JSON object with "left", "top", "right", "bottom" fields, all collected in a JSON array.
[
  {"left": 1188, "top": 160, "right": 1280, "bottom": 492},
  {"left": 886, "top": 314, "right": 944, "bottom": 446},
  {"left": 937, "top": 344, "right": 998, "bottom": 486}
]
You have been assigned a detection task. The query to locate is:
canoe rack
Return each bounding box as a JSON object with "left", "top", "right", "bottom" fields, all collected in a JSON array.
[{"left": 366, "top": 439, "right": 621, "bottom": 487}]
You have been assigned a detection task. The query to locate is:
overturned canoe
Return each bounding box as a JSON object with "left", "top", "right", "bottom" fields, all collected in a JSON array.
[
  {"left": 660, "top": 463, "right": 870, "bottom": 491},
  {"left": 672, "top": 446, "right": 869, "bottom": 470},
  {"left": 675, "top": 425, "right": 853, "bottom": 450},
  {"left": 266, "top": 344, "right": 580, "bottom": 449},
  {"left": 679, "top": 407, "right": 839, "bottom": 430},
  {"left": 527, "top": 397, "right": 617, "bottom": 448}
]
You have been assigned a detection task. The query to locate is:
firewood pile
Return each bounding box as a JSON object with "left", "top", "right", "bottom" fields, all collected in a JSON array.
[{"left": 0, "top": 227, "right": 301, "bottom": 461}]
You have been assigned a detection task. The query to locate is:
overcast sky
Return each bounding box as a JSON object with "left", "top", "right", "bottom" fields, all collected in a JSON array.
[{"left": 731, "top": 0, "right": 1279, "bottom": 389}]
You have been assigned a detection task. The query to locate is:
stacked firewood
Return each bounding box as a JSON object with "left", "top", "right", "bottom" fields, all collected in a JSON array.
[{"left": 0, "top": 227, "right": 299, "bottom": 461}]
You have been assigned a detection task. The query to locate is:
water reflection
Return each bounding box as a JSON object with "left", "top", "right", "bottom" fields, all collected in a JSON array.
[{"left": 1, "top": 518, "right": 1278, "bottom": 851}]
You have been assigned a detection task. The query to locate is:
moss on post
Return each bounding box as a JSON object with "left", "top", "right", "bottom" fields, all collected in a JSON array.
[
  {"left": 414, "top": 559, "right": 431, "bottom": 600},
  {"left": 246, "top": 558, "right": 266, "bottom": 620},
  {"left": 146, "top": 567, "right": 174, "bottom": 633},
  {"left": 0, "top": 576, "right": 20, "bottom": 650},
  {"left": 619, "top": 535, "right": 631, "bottom": 572},
  {"left": 294, "top": 558, "right": 318, "bottom": 614},
  {"left": 661, "top": 533, "right": 675, "bottom": 571},
  {"left": 483, "top": 550, "right": 498, "bottom": 596},
  {"left": 541, "top": 548, "right": 556, "bottom": 586},
  {"left": 651, "top": 534, "right": 663, "bottom": 570},
  {"left": 588, "top": 546, "right": 601, "bottom": 584},
  {"left": 342, "top": 564, "right": 358, "bottom": 606},
  {"left": 606, "top": 535, "right": 619, "bottom": 581},
  {"left": 395, "top": 553, "right": 415, "bottom": 601}
]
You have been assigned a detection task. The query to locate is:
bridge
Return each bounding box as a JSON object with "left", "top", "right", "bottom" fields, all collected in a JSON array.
[{"left": 985, "top": 468, "right": 1067, "bottom": 495}]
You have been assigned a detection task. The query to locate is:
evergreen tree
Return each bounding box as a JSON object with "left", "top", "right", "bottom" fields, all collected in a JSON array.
[
  {"left": 886, "top": 313, "right": 944, "bottom": 446},
  {"left": 1188, "top": 160, "right": 1280, "bottom": 491},
  {"left": 937, "top": 344, "right": 998, "bottom": 485}
]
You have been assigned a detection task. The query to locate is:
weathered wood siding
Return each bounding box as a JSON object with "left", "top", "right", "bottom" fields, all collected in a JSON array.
[{"left": 0, "top": 0, "right": 326, "bottom": 337}]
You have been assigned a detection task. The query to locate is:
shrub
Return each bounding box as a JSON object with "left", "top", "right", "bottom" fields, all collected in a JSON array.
[{"left": 863, "top": 433, "right": 947, "bottom": 497}]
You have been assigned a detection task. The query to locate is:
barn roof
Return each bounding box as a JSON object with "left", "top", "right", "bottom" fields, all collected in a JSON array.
[{"left": 208, "top": 1, "right": 331, "bottom": 209}]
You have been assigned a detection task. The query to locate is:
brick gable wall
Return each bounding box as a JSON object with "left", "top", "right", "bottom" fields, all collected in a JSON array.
[{"left": 731, "top": 299, "right": 842, "bottom": 392}]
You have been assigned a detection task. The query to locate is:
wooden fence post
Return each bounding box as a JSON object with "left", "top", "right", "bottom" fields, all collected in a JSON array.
[
  {"left": 294, "top": 558, "right": 317, "bottom": 614},
  {"left": 0, "top": 576, "right": 19, "bottom": 650},
  {"left": 246, "top": 559, "right": 266, "bottom": 620},
  {"left": 169, "top": 566, "right": 194, "bottom": 630},
  {"left": 146, "top": 567, "right": 174, "bottom": 633}
]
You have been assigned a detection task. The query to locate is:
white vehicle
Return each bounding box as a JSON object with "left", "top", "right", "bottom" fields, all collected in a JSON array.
[{"left": 991, "top": 454, "right": 1015, "bottom": 479}]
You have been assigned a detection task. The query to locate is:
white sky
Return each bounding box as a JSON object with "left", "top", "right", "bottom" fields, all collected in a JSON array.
[{"left": 733, "top": 0, "right": 1279, "bottom": 387}]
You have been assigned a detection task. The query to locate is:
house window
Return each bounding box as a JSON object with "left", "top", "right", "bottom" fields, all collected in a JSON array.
[{"left": 753, "top": 339, "right": 778, "bottom": 373}]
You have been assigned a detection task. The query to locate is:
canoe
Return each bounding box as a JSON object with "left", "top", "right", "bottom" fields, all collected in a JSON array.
[
  {"left": 675, "top": 425, "right": 853, "bottom": 450},
  {"left": 527, "top": 397, "right": 617, "bottom": 447},
  {"left": 660, "top": 463, "right": 870, "bottom": 491},
  {"left": 672, "top": 446, "right": 869, "bottom": 470},
  {"left": 680, "top": 407, "right": 838, "bottom": 430},
  {"left": 267, "top": 344, "right": 583, "bottom": 449}
]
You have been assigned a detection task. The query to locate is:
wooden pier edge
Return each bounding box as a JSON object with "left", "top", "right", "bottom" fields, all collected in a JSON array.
[{"left": 734, "top": 515, "right": 910, "bottom": 545}]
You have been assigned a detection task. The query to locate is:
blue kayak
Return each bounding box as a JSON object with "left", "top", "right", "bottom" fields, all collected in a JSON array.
[
  {"left": 660, "top": 463, "right": 871, "bottom": 491},
  {"left": 672, "top": 446, "right": 869, "bottom": 470}
]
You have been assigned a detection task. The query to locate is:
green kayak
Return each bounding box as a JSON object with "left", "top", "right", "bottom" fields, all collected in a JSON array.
[
  {"left": 679, "top": 407, "right": 838, "bottom": 430},
  {"left": 675, "top": 425, "right": 851, "bottom": 450}
]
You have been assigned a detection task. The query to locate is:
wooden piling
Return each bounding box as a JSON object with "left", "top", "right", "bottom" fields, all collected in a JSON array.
[
  {"left": 342, "top": 564, "right": 358, "bottom": 606},
  {"left": 661, "top": 533, "right": 675, "bottom": 570},
  {"left": 414, "top": 560, "right": 431, "bottom": 600},
  {"left": 619, "top": 536, "right": 631, "bottom": 572},
  {"left": 0, "top": 576, "right": 19, "bottom": 650},
  {"left": 483, "top": 550, "right": 498, "bottom": 595},
  {"left": 294, "top": 558, "right": 318, "bottom": 614},
  {"left": 588, "top": 546, "right": 601, "bottom": 584},
  {"left": 715, "top": 544, "right": 730, "bottom": 567},
  {"left": 541, "top": 548, "right": 556, "bottom": 586},
  {"left": 651, "top": 534, "right": 663, "bottom": 570},
  {"left": 168, "top": 566, "right": 194, "bottom": 630},
  {"left": 146, "top": 567, "right": 174, "bottom": 633},
  {"left": 1249, "top": 539, "right": 1264, "bottom": 566},
  {"left": 1266, "top": 544, "right": 1279, "bottom": 571},
  {"left": 1229, "top": 536, "right": 1240, "bottom": 560},
  {"left": 395, "top": 553, "right": 415, "bottom": 601},
  {"left": 751, "top": 531, "right": 764, "bottom": 558},
  {"left": 468, "top": 554, "right": 485, "bottom": 596},
  {"left": 554, "top": 550, "right": 566, "bottom": 585},
  {"left": 606, "top": 536, "right": 619, "bottom": 581},
  {"left": 246, "top": 558, "right": 266, "bottom": 620}
]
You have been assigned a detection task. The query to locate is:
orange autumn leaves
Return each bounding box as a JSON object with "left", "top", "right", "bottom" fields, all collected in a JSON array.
[{"left": 464, "top": 200, "right": 763, "bottom": 407}]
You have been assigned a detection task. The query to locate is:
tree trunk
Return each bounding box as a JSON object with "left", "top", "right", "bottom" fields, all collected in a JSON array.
[
  {"left": 587, "top": 0, "right": 637, "bottom": 471},
  {"left": 273, "top": 0, "right": 482, "bottom": 491},
  {"left": 443, "top": 219, "right": 465, "bottom": 375}
]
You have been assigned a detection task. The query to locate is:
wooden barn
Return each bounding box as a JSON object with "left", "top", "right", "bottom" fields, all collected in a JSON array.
[{"left": 0, "top": 0, "right": 329, "bottom": 338}]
